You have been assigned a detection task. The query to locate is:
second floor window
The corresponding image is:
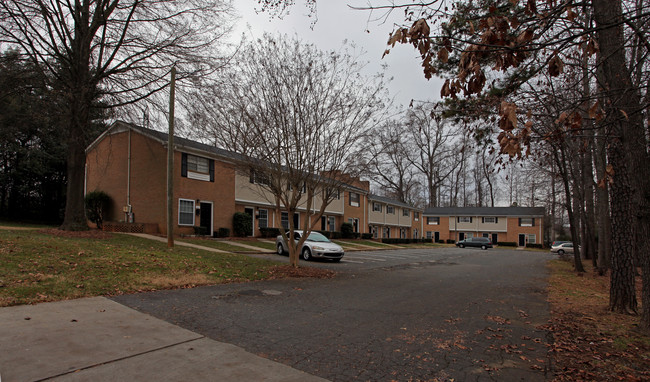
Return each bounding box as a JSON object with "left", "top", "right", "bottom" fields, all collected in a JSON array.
[
  {"left": 402, "top": 209, "right": 410, "bottom": 217},
  {"left": 427, "top": 217, "right": 439, "bottom": 225},
  {"left": 458, "top": 216, "right": 472, "bottom": 223},
  {"left": 373, "top": 202, "right": 382, "bottom": 212},
  {"left": 187, "top": 155, "right": 209, "bottom": 173},
  {"left": 519, "top": 218, "right": 534, "bottom": 226},
  {"left": 483, "top": 217, "right": 498, "bottom": 223},
  {"left": 387, "top": 206, "right": 395, "bottom": 214},
  {"left": 349, "top": 192, "right": 360, "bottom": 207}
]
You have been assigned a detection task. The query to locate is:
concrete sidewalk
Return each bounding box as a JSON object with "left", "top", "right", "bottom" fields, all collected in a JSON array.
[{"left": 0, "top": 297, "right": 327, "bottom": 382}]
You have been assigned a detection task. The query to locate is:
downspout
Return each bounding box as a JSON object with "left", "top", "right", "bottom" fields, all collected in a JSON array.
[{"left": 127, "top": 128, "right": 132, "bottom": 208}]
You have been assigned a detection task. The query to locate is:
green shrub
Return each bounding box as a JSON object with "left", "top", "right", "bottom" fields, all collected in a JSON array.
[
  {"left": 84, "top": 191, "right": 112, "bottom": 229},
  {"left": 217, "top": 227, "right": 230, "bottom": 238},
  {"left": 497, "top": 241, "right": 517, "bottom": 247},
  {"left": 361, "top": 233, "right": 373, "bottom": 240},
  {"left": 330, "top": 231, "right": 342, "bottom": 240},
  {"left": 233, "top": 212, "right": 252, "bottom": 237},
  {"left": 193, "top": 226, "right": 208, "bottom": 236},
  {"left": 259, "top": 227, "right": 281, "bottom": 238},
  {"left": 446, "top": 239, "right": 455, "bottom": 244},
  {"left": 340, "top": 223, "right": 354, "bottom": 238}
]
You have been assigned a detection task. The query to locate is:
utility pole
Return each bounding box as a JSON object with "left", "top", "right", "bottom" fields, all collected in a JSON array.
[{"left": 167, "top": 66, "right": 176, "bottom": 248}]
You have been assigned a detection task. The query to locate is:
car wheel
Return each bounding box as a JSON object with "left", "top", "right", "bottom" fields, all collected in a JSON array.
[
  {"left": 558, "top": 249, "right": 565, "bottom": 255},
  {"left": 481, "top": 245, "right": 487, "bottom": 250},
  {"left": 277, "top": 243, "right": 285, "bottom": 255},
  {"left": 459, "top": 244, "right": 464, "bottom": 248},
  {"left": 302, "top": 247, "right": 312, "bottom": 261}
]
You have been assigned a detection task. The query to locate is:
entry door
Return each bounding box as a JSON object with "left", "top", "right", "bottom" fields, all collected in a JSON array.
[
  {"left": 458, "top": 232, "right": 465, "bottom": 241},
  {"left": 199, "top": 202, "right": 212, "bottom": 235},
  {"left": 491, "top": 233, "right": 498, "bottom": 244},
  {"left": 244, "top": 207, "right": 254, "bottom": 236},
  {"left": 518, "top": 234, "right": 526, "bottom": 246},
  {"left": 434, "top": 231, "right": 440, "bottom": 242}
]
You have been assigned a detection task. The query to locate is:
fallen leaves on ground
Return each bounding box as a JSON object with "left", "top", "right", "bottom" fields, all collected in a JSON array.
[
  {"left": 266, "top": 265, "right": 336, "bottom": 279},
  {"left": 546, "top": 260, "right": 650, "bottom": 381}
]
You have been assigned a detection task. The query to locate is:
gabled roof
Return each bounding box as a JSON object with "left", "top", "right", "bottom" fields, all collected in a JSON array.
[
  {"left": 368, "top": 194, "right": 422, "bottom": 210},
  {"left": 423, "top": 206, "right": 545, "bottom": 217}
]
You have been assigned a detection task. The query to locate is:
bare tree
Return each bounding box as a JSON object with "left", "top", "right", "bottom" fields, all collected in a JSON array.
[
  {"left": 189, "top": 34, "right": 388, "bottom": 267},
  {"left": 404, "top": 102, "right": 459, "bottom": 208},
  {"left": 0, "top": 0, "right": 233, "bottom": 230},
  {"left": 366, "top": 119, "right": 421, "bottom": 205}
]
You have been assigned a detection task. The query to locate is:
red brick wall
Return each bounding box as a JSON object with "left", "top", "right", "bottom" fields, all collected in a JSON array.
[
  {"left": 343, "top": 191, "right": 367, "bottom": 233},
  {"left": 86, "top": 128, "right": 236, "bottom": 236}
]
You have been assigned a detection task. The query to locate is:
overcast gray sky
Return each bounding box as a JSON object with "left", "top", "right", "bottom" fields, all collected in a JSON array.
[{"left": 233, "top": 1, "right": 444, "bottom": 108}]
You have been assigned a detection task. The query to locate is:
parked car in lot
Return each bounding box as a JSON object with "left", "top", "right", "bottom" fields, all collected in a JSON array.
[
  {"left": 276, "top": 230, "right": 344, "bottom": 262},
  {"left": 455, "top": 237, "right": 493, "bottom": 250},
  {"left": 550, "top": 242, "right": 574, "bottom": 255}
]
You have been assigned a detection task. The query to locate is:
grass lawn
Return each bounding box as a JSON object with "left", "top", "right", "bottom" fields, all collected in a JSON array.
[
  {"left": 0, "top": 229, "right": 285, "bottom": 307},
  {"left": 177, "top": 237, "right": 255, "bottom": 252},
  {"left": 350, "top": 240, "right": 397, "bottom": 248},
  {"left": 229, "top": 240, "right": 277, "bottom": 251},
  {"left": 547, "top": 259, "right": 649, "bottom": 381}
]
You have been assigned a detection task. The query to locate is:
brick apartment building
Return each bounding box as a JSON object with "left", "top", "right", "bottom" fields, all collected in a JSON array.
[{"left": 85, "top": 121, "right": 424, "bottom": 238}]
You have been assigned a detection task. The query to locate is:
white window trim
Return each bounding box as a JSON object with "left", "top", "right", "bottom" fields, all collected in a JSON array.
[
  {"left": 387, "top": 206, "right": 395, "bottom": 214},
  {"left": 373, "top": 202, "right": 382, "bottom": 212},
  {"left": 178, "top": 198, "right": 195, "bottom": 226},
  {"left": 527, "top": 234, "right": 536, "bottom": 244},
  {"left": 427, "top": 217, "right": 440, "bottom": 225},
  {"left": 458, "top": 216, "right": 472, "bottom": 223},
  {"left": 483, "top": 217, "right": 497, "bottom": 223},
  {"left": 187, "top": 171, "right": 210, "bottom": 181},
  {"left": 258, "top": 208, "right": 268, "bottom": 229}
]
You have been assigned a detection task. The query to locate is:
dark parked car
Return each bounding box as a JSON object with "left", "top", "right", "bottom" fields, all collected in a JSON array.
[{"left": 455, "top": 237, "right": 493, "bottom": 250}]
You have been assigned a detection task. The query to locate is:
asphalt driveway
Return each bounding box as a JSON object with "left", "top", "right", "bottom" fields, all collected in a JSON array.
[{"left": 113, "top": 247, "right": 553, "bottom": 381}]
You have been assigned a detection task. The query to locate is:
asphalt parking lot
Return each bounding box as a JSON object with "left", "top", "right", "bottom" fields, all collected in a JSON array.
[{"left": 114, "top": 247, "right": 553, "bottom": 381}]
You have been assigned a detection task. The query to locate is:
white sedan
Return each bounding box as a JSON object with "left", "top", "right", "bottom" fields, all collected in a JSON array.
[
  {"left": 550, "top": 242, "right": 575, "bottom": 255},
  {"left": 276, "top": 230, "right": 344, "bottom": 262}
]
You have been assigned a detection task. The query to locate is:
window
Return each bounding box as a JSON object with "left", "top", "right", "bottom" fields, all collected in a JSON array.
[
  {"left": 519, "top": 217, "right": 534, "bottom": 226},
  {"left": 458, "top": 216, "right": 472, "bottom": 223},
  {"left": 383, "top": 227, "right": 390, "bottom": 238},
  {"left": 527, "top": 234, "right": 536, "bottom": 244},
  {"left": 328, "top": 216, "right": 336, "bottom": 232},
  {"left": 281, "top": 212, "right": 289, "bottom": 229},
  {"left": 414, "top": 212, "right": 419, "bottom": 221},
  {"left": 402, "top": 209, "right": 410, "bottom": 217},
  {"left": 426, "top": 231, "right": 432, "bottom": 239},
  {"left": 427, "top": 217, "right": 440, "bottom": 225},
  {"left": 373, "top": 202, "right": 382, "bottom": 212},
  {"left": 249, "top": 169, "right": 270, "bottom": 186},
  {"left": 349, "top": 192, "right": 360, "bottom": 207},
  {"left": 483, "top": 217, "right": 497, "bottom": 223},
  {"left": 178, "top": 199, "right": 194, "bottom": 226},
  {"left": 258, "top": 209, "right": 268, "bottom": 228},
  {"left": 387, "top": 206, "right": 394, "bottom": 214},
  {"left": 187, "top": 155, "right": 209, "bottom": 174},
  {"left": 328, "top": 188, "right": 340, "bottom": 200},
  {"left": 181, "top": 153, "right": 213, "bottom": 182}
]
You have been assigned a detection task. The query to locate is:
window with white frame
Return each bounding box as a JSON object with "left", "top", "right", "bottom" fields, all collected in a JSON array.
[
  {"left": 402, "top": 208, "right": 410, "bottom": 217},
  {"left": 527, "top": 234, "right": 536, "bottom": 244},
  {"left": 178, "top": 199, "right": 195, "bottom": 226},
  {"left": 249, "top": 169, "right": 270, "bottom": 186},
  {"left": 483, "top": 217, "right": 497, "bottom": 223},
  {"left": 458, "top": 216, "right": 472, "bottom": 223},
  {"left": 373, "top": 202, "right": 382, "bottom": 212},
  {"left": 187, "top": 154, "right": 209, "bottom": 174},
  {"left": 387, "top": 206, "right": 394, "bottom": 214},
  {"left": 426, "top": 231, "right": 432, "bottom": 239},
  {"left": 258, "top": 209, "right": 268, "bottom": 228},
  {"left": 414, "top": 211, "right": 419, "bottom": 221},
  {"left": 427, "top": 217, "right": 440, "bottom": 225},
  {"left": 519, "top": 217, "right": 534, "bottom": 226},
  {"left": 328, "top": 216, "right": 335, "bottom": 232},
  {"left": 349, "top": 192, "right": 360, "bottom": 207}
]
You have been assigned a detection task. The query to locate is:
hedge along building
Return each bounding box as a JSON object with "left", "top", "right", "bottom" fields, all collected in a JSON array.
[
  {"left": 85, "top": 121, "right": 424, "bottom": 237},
  {"left": 422, "top": 207, "right": 545, "bottom": 246}
]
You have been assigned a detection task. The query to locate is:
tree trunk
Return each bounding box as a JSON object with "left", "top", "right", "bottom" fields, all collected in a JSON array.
[{"left": 593, "top": 0, "right": 643, "bottom": 314}]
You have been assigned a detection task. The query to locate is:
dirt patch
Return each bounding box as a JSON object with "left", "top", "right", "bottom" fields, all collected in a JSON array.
[
  {"left": 267, "top": 265, "right": 336, "bottom": 279},
  {"left": 38, "top": 228, "right": 113, "bottom": 239}
]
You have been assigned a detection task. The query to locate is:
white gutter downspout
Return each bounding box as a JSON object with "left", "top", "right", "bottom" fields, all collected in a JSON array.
[{"left": 127, "top": 128, "right": 132, "bottom": 212}]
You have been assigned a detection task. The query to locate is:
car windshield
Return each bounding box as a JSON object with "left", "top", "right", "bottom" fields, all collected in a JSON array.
[{"left": 306, "top": 232, "right": 331, "bottom": 243}]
